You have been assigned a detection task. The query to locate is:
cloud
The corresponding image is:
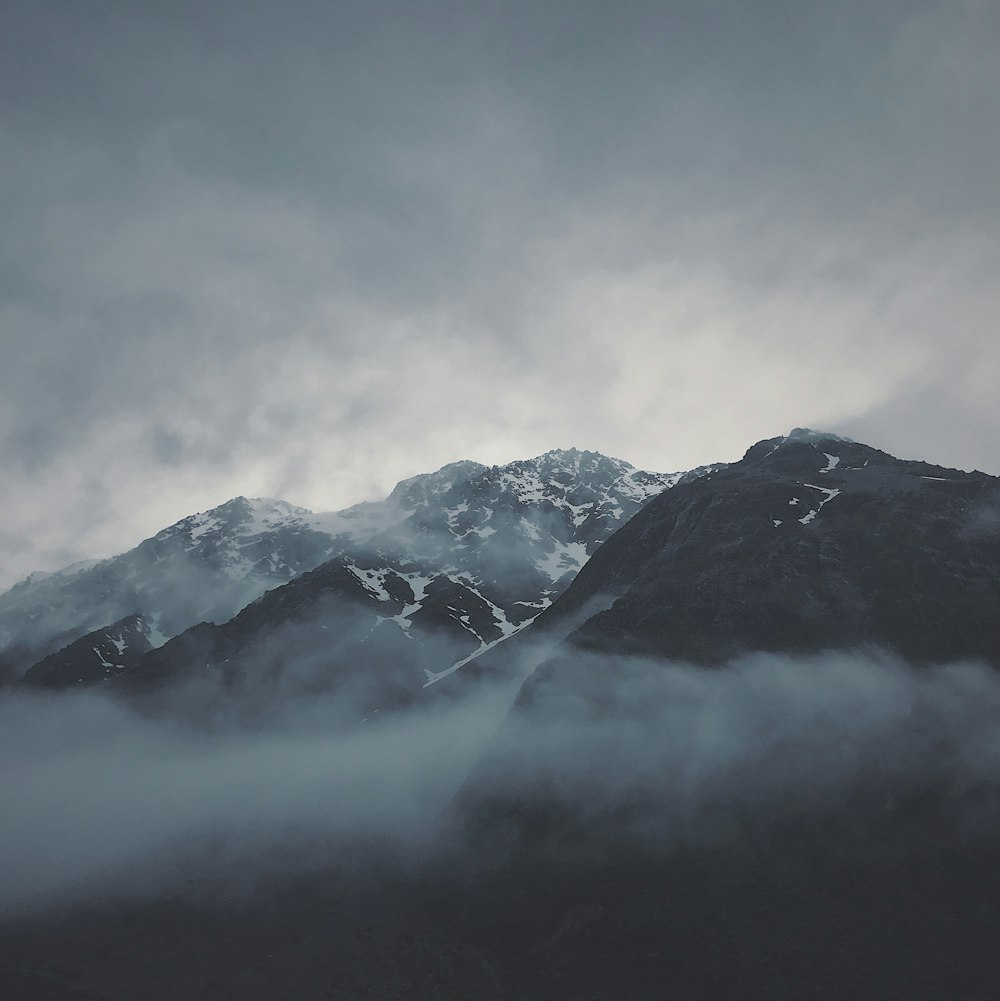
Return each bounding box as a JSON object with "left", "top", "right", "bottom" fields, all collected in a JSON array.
[
  {"left": 0, "top": 678, "right": 517, "bottom": 917},
  {"left": 464, "top": 649, "right": 1000, "bottom": 858},
  {"left": 4, "top": 648, "right": 1000, "bottom": 918},
  {"left": 1, "top": 1, "right": 998, "bottom": 585}
]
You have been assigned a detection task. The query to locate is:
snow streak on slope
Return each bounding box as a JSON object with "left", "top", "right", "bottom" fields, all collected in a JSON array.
[{"left": 798, "top": 485, "right": 842, "bottom": 525}]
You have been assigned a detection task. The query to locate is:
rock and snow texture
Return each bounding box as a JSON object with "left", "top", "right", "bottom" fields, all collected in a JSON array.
[
  {"left": 3, "top": 448, "right": 701, "bottom": 689},
  {"left": 128, "top": 448, "right": 713, "bottom": 704},
  {"left": 0, "top": 497, "right": 346, "bottom": 682},
  {"left": 21, "top": 614, "right": 155, "bottom": 688},
  {"left": 797, "top": 484, "right": 842, "bottom": 525},
  {"left": 522, "top": 430, "right": 1000, "bottom": 672}
]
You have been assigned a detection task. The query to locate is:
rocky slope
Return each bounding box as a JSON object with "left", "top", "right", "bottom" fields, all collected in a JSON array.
[
  {"left": 6, "top": 449, "right": 701, "bottom": 697},
  {"left": 122, "top": 449, "right": 710, "bottom": 709},
  {"left": 0, "top": 497, "right": 348, "bottom": 682},
  {"left": 516, "top": 428, "right": 1000, "bottom": 688},
  {"left": 443, "top": 428, "right": 1000, "bottom": 999},
  {"left": 21, "top": 613, "right": 155, "bottom": 689}
]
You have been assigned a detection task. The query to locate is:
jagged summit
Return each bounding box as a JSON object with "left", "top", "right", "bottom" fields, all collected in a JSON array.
[
  {"left": 785, "top": 427, "right": 856, "bottom": 444},
  {"left": 742, "top": 428, "right": 884, "bottom": 470},
  {"left": 123, "top": 447, "right": 694, "bottom": 701},
  {"left": 158, "top": 496, "right": 315, "bottom": 541},
  {"left": 1, "top": 446, "right": 687, "bottom": 687},
  {"left": 388, "top": 449, "right": 636, "bottom": 506},
  {"left": 388, "top": 460, "right": 487, "bottom": 509},
  {"left": 522, "top": 446, "right": 629, "bottom": 471}
]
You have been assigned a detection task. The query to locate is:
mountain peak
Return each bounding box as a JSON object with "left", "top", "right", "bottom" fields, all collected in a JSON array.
[
  {"left": 213, "top": 496, "right": 312, "bottom": 517},
  {"left": 388, "top": 460, "right": 488, "bottom": 509},
  {"left": 785, "top": 427, "right": 856, "bottom": 444},
  {"left": 742, "top": 428, "right": 874, "bottom": 467},
  {"left": 525, "top": 447, "right": 633, "bottom": 472},
  {"left": 533, "top": 428, "right": 1000, "bottom": 671},
  {"left": 155, "top": 496, "right": 315, "bottom": 545}
]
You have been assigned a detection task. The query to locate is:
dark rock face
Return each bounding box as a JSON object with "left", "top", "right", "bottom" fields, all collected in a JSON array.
[
  {"left": 21, "top": 614, "right": 153, "bottom": 688},
  {"left": 526, "top": 431, "right": 1000, "bottom": 678},
  {"left": 440, "top": 430, "right": 1000, "bottom": 1000}
]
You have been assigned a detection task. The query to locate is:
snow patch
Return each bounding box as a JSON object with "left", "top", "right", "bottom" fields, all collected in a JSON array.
[
  {"left": 423, "top": 620, "right": 532, "bottom": 687},
  {"left": 187, "top": 513, "right": 222, "bottom": 542},
  {"left": 388, "top": 572, "right": 436, "bottom": 633},
  {"left": 345, "top": 564, "right": 393, "bottom": 602},
  {"left": 145, "top": 614, "right": 170, "bottom": 649},
  {"left": 798, "top": 484, "right": 842, "bottom": 525},
  {"left": 445, "top": 501, "right": 470, "bottom": 532},
  {"left": 535, "top": 540, "right": 590, "bottom": 582}
]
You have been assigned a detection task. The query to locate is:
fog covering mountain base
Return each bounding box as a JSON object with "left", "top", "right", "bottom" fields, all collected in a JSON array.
[
  {"left": 4, "top": 652, "right": 1000, "bottom": 999},
  {"left": 2, "top": 430, "right": 1000, "bottom": 999}
]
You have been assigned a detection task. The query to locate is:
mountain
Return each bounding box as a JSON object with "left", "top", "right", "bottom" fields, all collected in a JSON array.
[
  {"left": 0, "top": 496, "right": 349, "bottom": 683},
  {"left": 441, "top": 428, "right": 1000, "bottom": 999},
  {"left": 4, "top": 430, "right": 1000, "bottom": 1001},
  {"left": 21, "top": 613, "right": 155, "bottom": 688},
  {"left": 513, "top": 428, "right": 1000, "bottom": 693},
  {"left": 5, "top": 448, "right": 701, "bottom": 697},
  {"left": 463, "top": 426, "right": 1000, "bottom": 842},
  {"left": 118, "top": 449, "right": 710, "bottom": 710}
]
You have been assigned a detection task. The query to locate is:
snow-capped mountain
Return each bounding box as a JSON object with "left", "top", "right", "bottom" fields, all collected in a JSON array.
[
  {"left": 0, "top": 497, "right": 346, "bottom": 682},
  {"left": 6, "top": 431, "right": 1000, "bottom": 1001},
  {"left": 122, "top": 448, "right": 716, "bottom": 709},
  {"left": 442, "top": 430, "right": 1000, "bottom": 1001},
  {"left": 9, "top": 448, "right": 708, "bottom": 693},
  {"left": 513, "top": 429, "right": 1000, "bottom": 679}
]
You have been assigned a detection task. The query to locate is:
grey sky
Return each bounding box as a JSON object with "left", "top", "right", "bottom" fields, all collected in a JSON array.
[{"left": 2, "top": 0, "right": 998, "bottom": 586}]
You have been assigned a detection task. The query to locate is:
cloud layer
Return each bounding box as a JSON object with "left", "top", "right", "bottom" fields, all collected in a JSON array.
[
  {"left": 2, "top": 1, "right": 998, "bottom": 584},
  {"left": 4, "top": 650, "right": 1000, "bottom": 918}
]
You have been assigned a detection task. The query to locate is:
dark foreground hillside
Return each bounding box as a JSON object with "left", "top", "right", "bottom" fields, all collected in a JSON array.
[{"left": 4, "top": 820, "right": 1000, "bottom": 1001}]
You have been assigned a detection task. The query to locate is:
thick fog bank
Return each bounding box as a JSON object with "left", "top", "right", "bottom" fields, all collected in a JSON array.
[
  {"left": 0, "top": 681, "right": 517, "bottom": 918},
  {"left": 479, "top": 651, "right": 1000, "bottom": 851},
  {"left": 3, "top": 650, "right": 1000, "bottom": 920}
]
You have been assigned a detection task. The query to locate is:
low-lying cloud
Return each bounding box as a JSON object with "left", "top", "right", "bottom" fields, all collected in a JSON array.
[
  {"left": 0, "top": 680, "right": 517, "bottom": 917},
  {"left": 3, "top": 648, "right": 1000, "bottom": 920},
  {"left": 485, "top": 650, "right": 1000, "bottom": 849}
]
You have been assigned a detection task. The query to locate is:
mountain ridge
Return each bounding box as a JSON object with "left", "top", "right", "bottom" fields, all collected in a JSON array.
[
  {"left": 5, "top": 430, "right": 1000, "bottom": 1001},
  {"left": 9, "top": 448, "right": 699, "bottom": 696},
  {"left": 510, "top": 430, "right": 1000, "bottom": 699}
]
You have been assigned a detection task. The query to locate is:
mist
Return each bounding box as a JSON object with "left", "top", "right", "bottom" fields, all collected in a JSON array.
[
  {"left": 480, "top": 650, "right": 1000, "bottom": 851},
  {"left": 4, "top": 645, "right": 1000, "bottom": 924},
  {"left": 0, "top": 679, "right": 517, "bottom": 918}
]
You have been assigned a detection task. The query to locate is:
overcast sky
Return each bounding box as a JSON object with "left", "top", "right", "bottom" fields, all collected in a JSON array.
[{"left": 2, "top": 0, "right": 998, "bottom": 586}]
